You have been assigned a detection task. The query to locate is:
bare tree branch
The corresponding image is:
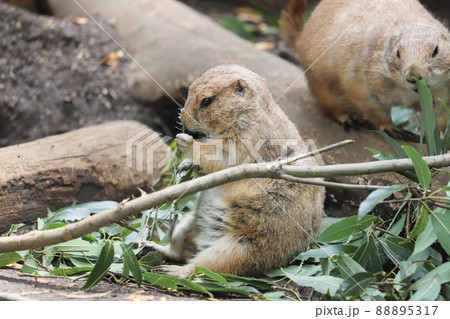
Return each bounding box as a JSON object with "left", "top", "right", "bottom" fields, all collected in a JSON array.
[{"left": 1, "top": 152, "right": 449, "bottom": 253}]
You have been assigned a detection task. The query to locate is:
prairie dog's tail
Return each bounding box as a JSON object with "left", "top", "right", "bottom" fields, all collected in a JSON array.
[{"left": 280, "top": 0, "right": 307, "bottom": 49}]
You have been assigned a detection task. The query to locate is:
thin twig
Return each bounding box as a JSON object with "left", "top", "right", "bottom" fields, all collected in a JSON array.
[
  {"left": 271, "top": 139, "right": 355, "bottom": 167},
  {"left": 372, "top": 282, "right": 407, "bottom": 286},
  {"left": 374, "top": 226, "right": 403, "bottom": 239},
  {"left": 279, "top": 174, "right": 389, "bottom": 190},
  {"left": 382, "top": 197, "right": 450, "bottom": 210},
  {"left": 374, "top": 234, "right": 401, "bottom": 267},
  {"left": 429, "top": 200, "right": 450, "bottom": 210},
  {"left": 115, "top": 221, "right": 139, "bottom": 233}
]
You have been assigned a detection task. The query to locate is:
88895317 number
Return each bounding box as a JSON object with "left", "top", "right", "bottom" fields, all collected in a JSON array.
[{"left": 375, "top": 305, "right": 438, "bottom": 316}]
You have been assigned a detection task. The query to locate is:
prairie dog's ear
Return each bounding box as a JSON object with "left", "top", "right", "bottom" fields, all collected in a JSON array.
[{"left": 235, "top": 79, "right": 248, "bottom": 96}]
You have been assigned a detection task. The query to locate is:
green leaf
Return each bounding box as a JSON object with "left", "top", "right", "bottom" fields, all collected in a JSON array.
[
  {"left": 410, "top": 274, "right": 441, "bottom": 301},
  {"left": 365, "top": 147, "right": 398, "bottom": 161},
  {"left": 190, "top": 280, "right": 254, "bottom": 297},
  {"left": 427, "top": 247, "right": 443, "bottom": 267},
  {"left": 297, "top": 245, "right": 357, "bottom": 259},
  {"left": 413, "top": 217, "right": 437, "bottom": 254},
  {"left": 22, "top": 254, "right": 47, "bottom": 275},
  {"left": 358, "top": 185, "right": 406, "bottom": 219},
  {"left": 46, "top": 201, "right": 118, "bottom": 227},
  {"left": 430, "top": 208, "right": 450, "bottom": 255},
  {"left": 395, "top": 261, "right": 419, "bottom": 284},
  {"left": 402, "top": 145, "right": 431, "bottom": 192},
  {"left": 51, "top": 266, "right": 93, "bottom": 276},
  {"left": 353, "top": 236, "right": 383, "bottom": 274},
  {"left": 263, "top": 291, "right": 286, "bottom": 301},
  {"left": 221, "top": 274, "right": 274, "bottom": 290},
  {"left": 121, "top": 243, "right": 142, "bottom": 287},
  {"left": 409, "top": 261, "right": 450, "bottom": 301},
  {"left": 72, "top": 201, "right": 119, "bottom": 213},
  {"left": 139, "top": 251, "right": 163, "bottom": 269},
  {"left": 46, "top": 208, "right": 90, "bottom": 225},
  {"left": 69, "top": 256, "right": 94, "bottom": 268},
  {"left": 338, "top": 272, "right": 375, "bottom": 298},
  {"left": 320, "top": 217, "right": 344, "bottom": 231},
  {"left": 374, "top": 130, "right": 407, "bottom": 158},
  {"left": 411, "top": 262, "right": 450, "bottom": 292},
  {"left": 221, "top": 14, "right": 253, "bottom": 40},
  {"left": 82, "top": 240, "right": 114, "bottom": 290},
  {"left": 440, "top": 99, "right": 450, "bottom": 153},
  {"left": 335, "top": 254, "right": 366, "bottom": 278},
  {"left": 142, "top": 272, "right": 213, "bottom": 297},
  {"left": 389, "top": 215, "right": 406, "bottom": 236},
  {"left": 51, "top": 238, "right": 103, "bottom": 259},
  {"left": 395, "top": 249, "right": 428, "bottom": 284},
  {"left": 6, "top": 223, "right": 25, "bottom": 236},
  {"left": 416, "top": 78, "right": 441, "bottom": 156},
  {"left": 283, "top": 271, "right": 343, "bottom": 295},
  {"left": 391, "top": 106, "right": 415, "bottom": 126},
  {"left": 320, "top": 257, "right": 334, "bottom": 276},
  {"left": 404, "top": 205, "right": 429, "bottom": 242},
  {"left": 195, "top": 267, "right": 228, "bottom": 285},
  {"left": 318, "top": 215, "right": 379, "bottom": 243},
  {"left": 0, "top": 252, "right": 23, "bottom": 267},
  {"left": 385, "top": 237, "right": 414, "bottom": 261},
  {"left": 265, "top": 264, "right": 320, "bottom": 278},
  {"left": 443, "top": 283, "right": 450, "bottom": 300}
]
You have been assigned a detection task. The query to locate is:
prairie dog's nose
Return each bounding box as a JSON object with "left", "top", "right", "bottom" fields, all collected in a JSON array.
[{"left": 405, "top": 65, "right": 424, "bottom": 84}]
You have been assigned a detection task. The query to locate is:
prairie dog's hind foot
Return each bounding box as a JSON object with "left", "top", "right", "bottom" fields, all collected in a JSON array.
[
  {"left": 152, "top": 264, "right": 196, "bottom": 279},
  {"left": 138, "top": 241, "right": 185, "bottom": 262},
  {"left": 385, "top": 127, "right": 420, "bottom": 142}
]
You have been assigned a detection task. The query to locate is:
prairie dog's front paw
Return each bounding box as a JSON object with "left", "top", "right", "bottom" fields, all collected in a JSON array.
[
  {"left": 176, "top": 133, "right": 193, "bottom": 153},
  {"left": 177, "top": 158, "right": 193, "bottom": 173}
]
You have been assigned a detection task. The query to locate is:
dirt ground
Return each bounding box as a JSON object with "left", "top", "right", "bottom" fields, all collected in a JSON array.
[
  {"left": 0, "top": 2, "right": 176, "bottom": 148},
  {"left": 0, "top": 269, "right": 200, "bottom": 301}
]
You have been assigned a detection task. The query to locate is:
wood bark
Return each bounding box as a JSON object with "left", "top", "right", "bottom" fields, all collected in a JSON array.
[{"left": 0, "top": 121, "right": 170, "bottom": 233}]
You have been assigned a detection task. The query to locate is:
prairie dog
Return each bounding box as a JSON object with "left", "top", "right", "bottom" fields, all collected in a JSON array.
[
  {"left": 146, "top": 65, "right": 325, "bottom": 278},
  {"left": 281, "top": 0, "right": 450, "bottom": 131}
]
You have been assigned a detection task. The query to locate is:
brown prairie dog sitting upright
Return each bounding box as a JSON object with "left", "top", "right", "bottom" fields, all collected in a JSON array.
[
  {"left": 281, "top": 0, "right": 450, "bottom": 131},
  {"left": 145, "top": 64, "right": 325, "bottom": 278}
]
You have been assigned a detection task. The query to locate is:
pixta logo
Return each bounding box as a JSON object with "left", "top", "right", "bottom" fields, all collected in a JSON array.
[{"left": 126, "top": 129, "right": 172, "bottom": 175}]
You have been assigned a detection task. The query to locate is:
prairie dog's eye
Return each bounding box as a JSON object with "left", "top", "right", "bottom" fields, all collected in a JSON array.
[
  {"left": 236, "top": 80, "right": 245, "bottom": 95},
  {"left": 396, "top": 49, "right": 401, "bottom": 58},
  {"left": 200, "top": 97, "right": 214, "bottom": 108},
  {"left": 432, "top": 45, "right": 439, "bottom": 58}
]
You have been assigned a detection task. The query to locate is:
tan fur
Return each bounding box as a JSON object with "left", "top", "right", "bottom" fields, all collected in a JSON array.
[
  {"left": 281, "top": 0, "right": 450, "bottom": 131},
  {"left": 146, "top": 65, "right": 325, "bottom": 278}
]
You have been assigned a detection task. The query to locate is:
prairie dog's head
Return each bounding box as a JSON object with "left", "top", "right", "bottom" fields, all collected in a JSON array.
[
  {"left": 180, "top": 65, "right": 271, "bottom": 138},
  {"left": 387, "top": 24, "right": 450, "bottom": 92}
]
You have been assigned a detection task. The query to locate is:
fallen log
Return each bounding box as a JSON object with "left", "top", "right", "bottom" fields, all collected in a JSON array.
[{"left": 0, "top": 121, "right": 171, "bottom": 233}]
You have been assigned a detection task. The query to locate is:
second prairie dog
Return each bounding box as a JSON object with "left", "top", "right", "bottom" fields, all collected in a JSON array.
[
  {"left": 145, "top": 64, "right": 325, "bottom": 278},
  {"left": 281, "top": 0, "right": 450, "bottom": 131}
]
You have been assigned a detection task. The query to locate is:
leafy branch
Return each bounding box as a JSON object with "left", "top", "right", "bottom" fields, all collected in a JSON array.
[{"left": 1, "top": 152, "right": 450, "bottom": 253}]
